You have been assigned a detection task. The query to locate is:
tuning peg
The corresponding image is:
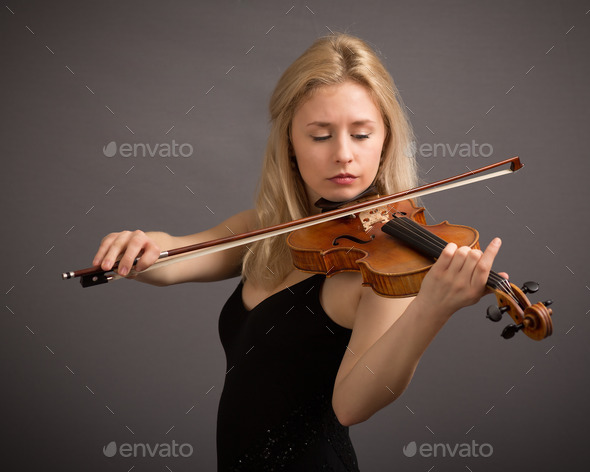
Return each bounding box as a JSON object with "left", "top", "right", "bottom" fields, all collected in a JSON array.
[
  {"left": 542, "top": 300, "right": 553, "bottom": 307},
  {"left": 486, "top": 305, "right": 509, "bottom": 322},
  {"left": 521, "top": 281, "right": 539, "bottom": 294},
  {"left": 501, "top": 323, "right": 524, "bottom": 339}
]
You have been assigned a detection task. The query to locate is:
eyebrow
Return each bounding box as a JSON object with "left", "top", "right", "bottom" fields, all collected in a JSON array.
[{"left": 306, "top": 120, "right": 376, "bottom": 127}]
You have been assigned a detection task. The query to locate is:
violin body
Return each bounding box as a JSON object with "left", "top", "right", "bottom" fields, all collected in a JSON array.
[{"left": 287, "top": 199, "right": 479, "bottom": 298}]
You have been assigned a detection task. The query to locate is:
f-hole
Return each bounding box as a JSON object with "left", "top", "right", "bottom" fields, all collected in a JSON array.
[{"left": 332, "top": 234, "right": 375, "bottom": 246}]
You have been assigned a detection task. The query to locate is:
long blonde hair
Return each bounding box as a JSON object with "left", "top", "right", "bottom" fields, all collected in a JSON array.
[{"left": 242, "top": 33, "right": 418, "bottom": 288}]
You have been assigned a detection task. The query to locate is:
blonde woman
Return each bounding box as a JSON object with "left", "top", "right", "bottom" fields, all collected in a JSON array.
[{"left": 92, "top": 34, "right": 502, "bottom": 471}]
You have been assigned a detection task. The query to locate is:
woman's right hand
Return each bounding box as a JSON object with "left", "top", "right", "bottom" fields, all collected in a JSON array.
[
  {"left": 92, "top": 230, "right": 162, "bottom": 277},
  {"left": 88, "top": 209, "right": 255, "bottom": 286}
]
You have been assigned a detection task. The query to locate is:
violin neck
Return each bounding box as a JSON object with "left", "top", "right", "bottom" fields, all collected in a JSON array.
[{"left": 381, "top": 217, "right": 505, "bottom": 289}]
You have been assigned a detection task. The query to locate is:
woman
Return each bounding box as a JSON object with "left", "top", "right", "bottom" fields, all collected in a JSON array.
[{"left": 92, "top": 34, "right": 502, "bottom": 471}]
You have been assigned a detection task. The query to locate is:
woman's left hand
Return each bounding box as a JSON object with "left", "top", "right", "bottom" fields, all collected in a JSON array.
[{"left": 416, "top": 237, "right": 507, "bottom": 317}]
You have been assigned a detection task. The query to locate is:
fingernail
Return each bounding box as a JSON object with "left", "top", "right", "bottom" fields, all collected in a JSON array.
[
  {"left": 494, "top": 237, "right": 502, "bottom": 246},
  {"left": 119, "top": 266, "right": 128, "bottom": 276}
]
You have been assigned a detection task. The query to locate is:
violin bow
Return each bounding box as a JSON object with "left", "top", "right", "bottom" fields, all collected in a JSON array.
[{"left": 62, "top": 156, "right": 523, "bottom": 287}]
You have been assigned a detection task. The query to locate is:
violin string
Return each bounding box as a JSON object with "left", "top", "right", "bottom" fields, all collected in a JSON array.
[
  {"left": 391, "top": 217, "right": 520, "bottom": 305},
  {"left": 382, "top": 215, "right": 521, "bottom": 306},
  {"left": 391, "top": 217, "right": 511, "bottom": 294},
  {"left": 393, "top": 217, "right": 507, "bottom": 288},
  {"left": 499, "top": 278, "right": 517, "bottom": 301}
]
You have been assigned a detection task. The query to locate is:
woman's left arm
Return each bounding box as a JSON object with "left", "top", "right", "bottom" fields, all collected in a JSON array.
[{"left": 332, "top": 238, "right": 502, "bottom": 427}]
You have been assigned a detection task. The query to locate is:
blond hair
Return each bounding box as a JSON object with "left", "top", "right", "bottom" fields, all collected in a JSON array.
[{"left": 242, "top": 33, "right": 418, "bottom": 288}]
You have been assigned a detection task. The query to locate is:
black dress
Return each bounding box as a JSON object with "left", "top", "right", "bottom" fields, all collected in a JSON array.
[{"left": 217, "top": 274, "right": 360, "bottom": 471}]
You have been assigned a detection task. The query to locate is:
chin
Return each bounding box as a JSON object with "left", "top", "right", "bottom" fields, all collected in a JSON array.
[{"left": 322, "top": 187, "right": 364, "bottom": 202}]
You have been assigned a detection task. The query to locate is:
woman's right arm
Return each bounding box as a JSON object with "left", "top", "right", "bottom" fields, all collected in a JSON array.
[{"left": 92, "top": 209, "right": 256, "bottom": 286}]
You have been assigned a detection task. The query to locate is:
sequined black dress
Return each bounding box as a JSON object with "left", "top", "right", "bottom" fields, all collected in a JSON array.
[{"left": 217, "top": 274, "right": 360, "bottom": 471}]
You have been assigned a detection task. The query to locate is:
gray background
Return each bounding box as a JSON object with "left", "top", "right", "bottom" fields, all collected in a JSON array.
[{"left": 2, "top": 0, "right": 589, "bottom": 470}]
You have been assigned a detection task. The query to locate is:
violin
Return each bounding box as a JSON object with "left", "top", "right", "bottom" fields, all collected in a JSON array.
[
  {"left": 61, "top": 156, "right": 554, "bottom": 341},
  {"left": 288, "top": 197, "right": 553, "bottom": 341}
]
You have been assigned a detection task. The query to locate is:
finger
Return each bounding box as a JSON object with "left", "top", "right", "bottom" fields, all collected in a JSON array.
[
  {"left": 101, "top": 231, "right": 132, "bottom": 270},
  {"left": 135, "top": 244, "right": 161, "bottom": 272},
  {"left": 117, "top": 232, "right": 150, "bottom": 275},
  {"left": 471, "top": 237, "right": 501, "bottom": 286},
  {"left": 446, "top": 245, "right": 472, "bottom": 276},
  {"left": 480, "top": 237, "right": 502, "bottom": 268},
  {"left": 459, "top": 247, "right": 484, "bottom": 285},
  {"left": 117, "top": 249, "right": 141, "bottom": 276},
  {"left": 92, "top": 233, "right": 118, "bottom": 267},
  {"left": 432, "top": 242, "right": 457, "bottom": 273}
]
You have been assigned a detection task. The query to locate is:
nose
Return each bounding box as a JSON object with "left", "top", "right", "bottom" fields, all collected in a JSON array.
[{"left": 334, "top": 133, "right": 353, "bottom": 164}]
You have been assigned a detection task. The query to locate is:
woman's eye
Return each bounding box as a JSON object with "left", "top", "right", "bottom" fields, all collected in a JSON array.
[{"left": 311, "top": 134, "right": 370, "bottom": 141}]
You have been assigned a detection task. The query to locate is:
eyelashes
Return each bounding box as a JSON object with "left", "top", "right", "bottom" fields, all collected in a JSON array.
[{"left": 311, "top": 134, "right": 371, "bottom": 142}]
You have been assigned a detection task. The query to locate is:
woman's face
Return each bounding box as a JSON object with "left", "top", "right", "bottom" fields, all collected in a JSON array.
[{"left": 290, "top": 81, "right": 386, "bottom": 210}]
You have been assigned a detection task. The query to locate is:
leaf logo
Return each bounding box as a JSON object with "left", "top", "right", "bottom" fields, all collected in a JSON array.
[
  {"left": 103, "top": 141, "right": 117, "bottom": 157},
  {"left": 403, "top": 441, "right": 417, "bottom": 457},
  {"left": 103, "top": 441, "right": 117, "bottom": 457}
]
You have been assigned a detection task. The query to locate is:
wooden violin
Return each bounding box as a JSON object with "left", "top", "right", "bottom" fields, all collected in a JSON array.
[
  {"left": 288, "top": 197, "right": 553, "bottom": 341},
  {"left": 61, "top": 156, "right": 554, "bottom": 340}
]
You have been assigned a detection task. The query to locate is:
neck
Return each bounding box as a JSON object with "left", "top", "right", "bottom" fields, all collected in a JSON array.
[{"left": 313, "top": 185, "right": 380, "bottom": 213}]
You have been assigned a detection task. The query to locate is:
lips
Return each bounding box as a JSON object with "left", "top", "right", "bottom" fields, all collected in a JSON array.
[{"left": 329, "top": 173, "right": 357, "bottom": 185}]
